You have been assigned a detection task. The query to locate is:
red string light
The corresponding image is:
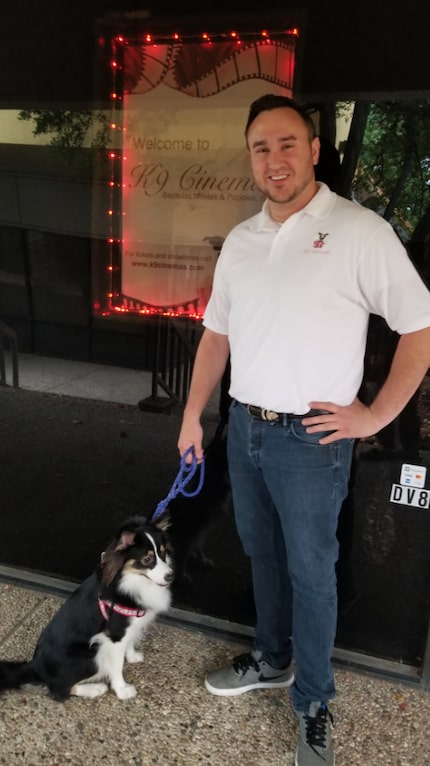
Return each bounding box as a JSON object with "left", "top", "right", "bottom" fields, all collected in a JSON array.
[
  {"left": 126, "top": 28, "right": 300, "bottom": 45},
  {"left": 100, "top": 26, "right": 298, "bottom": 319}
]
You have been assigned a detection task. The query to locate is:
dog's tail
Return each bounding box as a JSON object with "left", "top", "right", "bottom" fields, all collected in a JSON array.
[{"left": 0, "top": 660, "right": 38, "bottom": 693}]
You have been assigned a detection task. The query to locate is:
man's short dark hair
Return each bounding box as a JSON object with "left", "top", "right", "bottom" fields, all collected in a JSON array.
[{"left": 245, "top": 94, "right": 316, "bottom": 141}]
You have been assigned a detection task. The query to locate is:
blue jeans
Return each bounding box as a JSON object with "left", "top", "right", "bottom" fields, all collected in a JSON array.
[{"left": 227, "top": 401, "right": 354, "bottom": 712}]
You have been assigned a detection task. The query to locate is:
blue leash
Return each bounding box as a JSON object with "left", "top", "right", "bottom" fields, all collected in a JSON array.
[{"left": 152, "top": 446, "right": 205, "bottom": 521}]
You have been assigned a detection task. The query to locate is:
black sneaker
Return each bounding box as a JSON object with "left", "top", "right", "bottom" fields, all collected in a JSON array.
[
  {"left": 204, "top": 650, "right": 294, "bottom": 697},
  {"left": 295, "top": 701, "right": 334, "bottom": 765}
]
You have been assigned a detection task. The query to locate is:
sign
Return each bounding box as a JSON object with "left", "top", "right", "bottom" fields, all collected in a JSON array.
[
  {"left": 390, "top": 484, "right": 430, "bottom": 509},
  {"left": 399, "top": 463, "right": 426, "bottom": 488},
  {"left": 118, "top": 38, "right": 295, "bottom": 316},
  {"left": 390, "top": 463, "right": 429, "bottom": 508}
]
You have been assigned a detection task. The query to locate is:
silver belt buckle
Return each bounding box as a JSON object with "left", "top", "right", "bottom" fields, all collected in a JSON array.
[{"left": 262, "top": 408, "right": 279, "bottom": 421}]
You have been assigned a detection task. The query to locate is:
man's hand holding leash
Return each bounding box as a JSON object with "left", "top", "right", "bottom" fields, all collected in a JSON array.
[{"left": 178, "top": 418, "right": 204, "bottom": 464}]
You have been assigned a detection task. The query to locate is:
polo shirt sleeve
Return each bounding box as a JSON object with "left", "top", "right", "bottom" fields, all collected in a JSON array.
[
  {"left": 203, "top": 240, "right": 231, "bottom": 336},
  {"left": 356, "top": 217, "right": 430, "bottom": 335}
]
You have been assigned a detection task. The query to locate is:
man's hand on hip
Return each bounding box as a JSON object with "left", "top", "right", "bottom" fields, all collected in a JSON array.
[{"left": 302, "top": 399, "right": 384, "bottom": 444}]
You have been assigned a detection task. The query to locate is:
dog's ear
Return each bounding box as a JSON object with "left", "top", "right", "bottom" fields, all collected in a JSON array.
[
  {"left": 154, "top": 511, "right": 171, "bottom": 532},
  {"left": 116, "top": 531, "right": 136, "bottom": 550},
  {"left": 99, "top": 529, "right": 137, "bottom": 586},
  {"left": 99, "top": 548, "right": 123, "bottom": 586}
]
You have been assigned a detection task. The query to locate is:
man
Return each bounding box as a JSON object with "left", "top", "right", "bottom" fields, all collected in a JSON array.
[{"left": 177, "top": 94, "right": 430, "bottom": 766}]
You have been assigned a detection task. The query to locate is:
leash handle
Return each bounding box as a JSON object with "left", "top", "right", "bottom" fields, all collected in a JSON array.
[
  {"left": 151, "top": 446, "right": 205, "bottom": 520},
  {"left": 176, "top": 446, "right": 205, "bottom": 496}
]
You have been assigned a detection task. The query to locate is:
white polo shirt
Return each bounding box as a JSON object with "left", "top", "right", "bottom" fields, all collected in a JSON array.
[{"left": 203, "top": 183, "right": 430, "bottom": 414}]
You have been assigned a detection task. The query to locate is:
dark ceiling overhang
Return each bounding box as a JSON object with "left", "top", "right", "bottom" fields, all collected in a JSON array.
[{"left": 0, "top": 1, "right": 429, "bottom": 109}]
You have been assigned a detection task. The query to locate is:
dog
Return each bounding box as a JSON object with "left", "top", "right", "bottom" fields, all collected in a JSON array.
[{"left": 0, "top": 514, "right": 173, "bottom": 702}]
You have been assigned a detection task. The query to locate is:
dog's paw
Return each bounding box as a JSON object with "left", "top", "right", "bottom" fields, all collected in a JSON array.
[
  {"left": 72, "top": 682, "right": 109, "bottom": 698},
  {"left": 115, "top": 683, "right": 137, "bottom": 700},
  {"left": 126, "top": 648, "right": 144, "bottom": 663}
]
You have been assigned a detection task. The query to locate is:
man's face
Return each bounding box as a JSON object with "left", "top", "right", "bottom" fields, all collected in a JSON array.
[{"left": 247, "top": 107, "right": 320, "bottom": 215}]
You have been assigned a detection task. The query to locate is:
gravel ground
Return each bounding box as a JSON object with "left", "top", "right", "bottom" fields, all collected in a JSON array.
[{"left": 0, "top": 584, "right": 429, "bottom": 766}]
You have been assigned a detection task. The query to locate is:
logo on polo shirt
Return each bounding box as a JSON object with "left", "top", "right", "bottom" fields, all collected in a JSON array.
[
  {"left": 313, "top": 232, "right": 329, "bottom": 249},
  {"left": 303, "top": 232, "right": 331, "bottom": 254}
]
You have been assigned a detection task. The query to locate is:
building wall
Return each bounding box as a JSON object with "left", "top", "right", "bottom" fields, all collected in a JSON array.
[{"left": 0, "top": 2, "right": 429, "bottom": 365}]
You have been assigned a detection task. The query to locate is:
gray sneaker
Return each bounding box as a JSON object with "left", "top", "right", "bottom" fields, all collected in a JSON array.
[
  {"left": 295, "top": 702, "right": 334, "bottom": 765},
  {"left": 204, "top": 650, "right": 294, "bottom": 697}
]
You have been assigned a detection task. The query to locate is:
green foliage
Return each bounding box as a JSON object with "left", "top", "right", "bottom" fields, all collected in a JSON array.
[
  {"left": 18, "top": 109, "right": 110, "bottom": 149},
  {"left": 351, "top": 100, "right": 430, "bottom": 235},
  {"left": 18, "top": 109, "right": 111, "bottom": 176}
]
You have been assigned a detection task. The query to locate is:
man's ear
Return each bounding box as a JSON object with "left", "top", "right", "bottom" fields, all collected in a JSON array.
[{"left": 312, "top": 136, "right": 321, "bottom": 166}]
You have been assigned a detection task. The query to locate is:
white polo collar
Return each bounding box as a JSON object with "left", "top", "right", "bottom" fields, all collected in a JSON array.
[{"left": 255, "top": 183, "right": 335, "bottom": 231}]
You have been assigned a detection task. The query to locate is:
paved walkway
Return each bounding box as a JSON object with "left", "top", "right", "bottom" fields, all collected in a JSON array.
[
  {"left": 1, "top": 579, "right": 429, "bottom": 766},
  {"left": 3, "top": 351, "right": 154, "bottom": 405}
]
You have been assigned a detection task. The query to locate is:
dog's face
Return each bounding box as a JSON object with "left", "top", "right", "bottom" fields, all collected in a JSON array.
[{"left": 100, "top": 515, "right": 174, "bottom": 588}]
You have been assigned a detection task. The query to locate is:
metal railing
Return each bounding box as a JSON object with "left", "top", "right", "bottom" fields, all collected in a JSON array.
[
  {"left": 0, "top": 320, "right": 19, "bottom": 387},
  {"left": 139, "top": 313, "right": 203, "bottom": 412}
]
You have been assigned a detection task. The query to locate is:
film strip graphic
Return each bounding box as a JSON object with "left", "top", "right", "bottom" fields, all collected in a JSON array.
[{"left": 125, "top": 38, "right": 295, "bottom": 97}]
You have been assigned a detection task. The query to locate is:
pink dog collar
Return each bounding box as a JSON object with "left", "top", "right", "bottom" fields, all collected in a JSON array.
[{"left": 98, "top": 596, "right": 145, "bottom": 620}]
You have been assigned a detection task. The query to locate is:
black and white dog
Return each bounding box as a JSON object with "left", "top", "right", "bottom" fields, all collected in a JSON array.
[{"left": 0, "top": 514, "right": 173, "bottom": 702}]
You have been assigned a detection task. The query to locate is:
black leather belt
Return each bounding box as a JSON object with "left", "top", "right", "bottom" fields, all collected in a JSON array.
[{"left": 245, "top": 404, "right": 328, "bottom": 422}]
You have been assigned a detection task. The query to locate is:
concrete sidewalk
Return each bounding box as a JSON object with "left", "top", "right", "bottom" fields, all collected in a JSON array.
[
  {"left": 0, "top": 577, "right": 429, "bottom": 766},
  {"left": 2, "top": 349, "right": 221, "bottom": 415},
  {"left": 2, "top": 351, "right": 154, "bottom": 406}
]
